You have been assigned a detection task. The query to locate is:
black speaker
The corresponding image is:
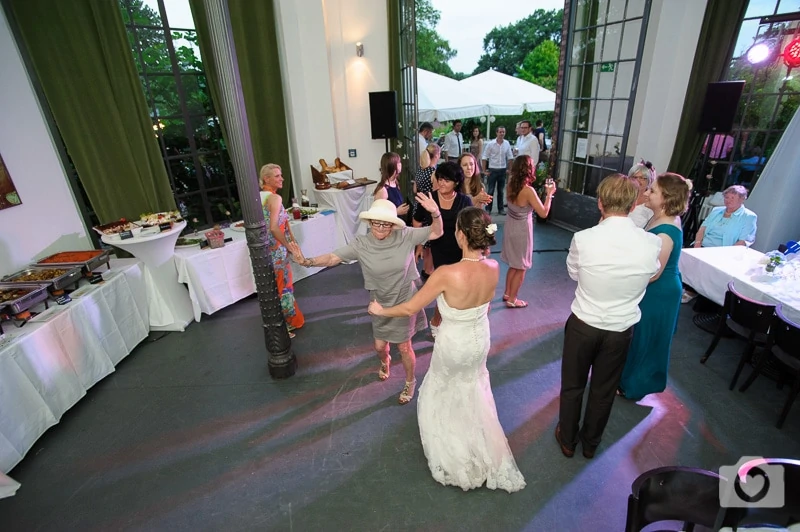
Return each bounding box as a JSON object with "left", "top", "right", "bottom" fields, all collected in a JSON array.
[
  {"left": 697, "top": 81, "right": 745, "bottom": 133},
  {"left": 369, "top": 91, "right": 398, "bottom": 139}
]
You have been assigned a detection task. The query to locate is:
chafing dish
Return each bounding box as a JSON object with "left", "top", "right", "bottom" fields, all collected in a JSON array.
[
  {"left": 0, "top": 283, "right": 50, "bottom": 315},
  {"left": 2, "top": 266, "right": 83, "bottom": 292},
  {"left": 36, "top": 249, "right": 112, "bottom": 273}
]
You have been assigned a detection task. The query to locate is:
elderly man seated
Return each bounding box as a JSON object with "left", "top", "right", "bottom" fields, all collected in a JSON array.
[
  {"left": 683, "top": 185, "right": 757, "bottom": 304},
  {"left": 693, "top": 185, "right": 757, "bottom": 248}
]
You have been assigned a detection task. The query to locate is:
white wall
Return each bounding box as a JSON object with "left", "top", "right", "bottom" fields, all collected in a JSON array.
[
  {"left": 0, "top": 8, "right": 90, "bottom": 276},
  {"left": 628, "top": 0, "right": 708, "bottom": 172},
  {"left": 273, "top": 0, "right": 390, "bottom": 195}
]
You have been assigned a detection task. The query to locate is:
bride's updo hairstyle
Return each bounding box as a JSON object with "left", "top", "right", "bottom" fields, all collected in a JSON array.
[{"left": 457, "top": 207, "right": 496, "bottom": 251}]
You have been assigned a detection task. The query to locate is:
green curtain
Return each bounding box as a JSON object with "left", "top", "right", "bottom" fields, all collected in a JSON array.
[
  {"left": 8, "top": 0, "right": 176, "bottom": 223},
  {"left": 189, "top": 0, "right": 293, "bottom": 204},
  {"left": 667, "top": 0, "right": 748, "bottom": 178}
]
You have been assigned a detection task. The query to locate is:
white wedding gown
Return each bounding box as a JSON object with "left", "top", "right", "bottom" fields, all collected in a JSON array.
[{"left": 417, "top": 294, "right": 526, "bottom": 493}]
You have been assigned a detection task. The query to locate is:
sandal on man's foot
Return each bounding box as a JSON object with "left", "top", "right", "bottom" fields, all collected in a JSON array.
[
  {"left": 378, "top": 357, "right": 391, "bottom": 381},
  {"left": 398, "top": 379, "right": 417, "bottom": 405},
  {"left": 506, "top": 299, "right": 528, "bottom": 308}
]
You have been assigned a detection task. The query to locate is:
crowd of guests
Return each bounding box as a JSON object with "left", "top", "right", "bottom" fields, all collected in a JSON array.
[{"left": 256, "top": 142, "right": 755, "bottom": 493}]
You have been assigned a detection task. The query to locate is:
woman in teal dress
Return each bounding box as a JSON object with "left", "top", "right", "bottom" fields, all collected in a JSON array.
[{"left": 619, "top": 173, "right": 692, "bottom": 400}]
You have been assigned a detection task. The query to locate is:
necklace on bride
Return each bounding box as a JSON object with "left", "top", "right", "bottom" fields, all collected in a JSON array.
[{"left": 460, "top": 256, "right": 485, "bottom": 262}]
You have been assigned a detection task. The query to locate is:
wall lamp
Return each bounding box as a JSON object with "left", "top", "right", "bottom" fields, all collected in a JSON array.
[{"left": 355, "top": 42, "right": 364, "bottom": 57}]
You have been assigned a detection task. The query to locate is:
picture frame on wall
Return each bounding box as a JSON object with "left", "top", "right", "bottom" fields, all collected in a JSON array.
[{"left": 0, "top": 153, "right": 22, "bottom": 210}]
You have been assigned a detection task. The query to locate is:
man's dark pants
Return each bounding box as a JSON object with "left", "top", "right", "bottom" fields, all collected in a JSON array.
[
  {"left": 559, "top": 313, "right": 633, "bottom": 452},
  {"left": 485, "top": 168, "right": 506, "bottom": 213}
]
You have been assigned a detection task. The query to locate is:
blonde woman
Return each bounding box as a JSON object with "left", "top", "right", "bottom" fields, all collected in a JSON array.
[
  {"left": 459, "top": 153, "right": 492, "bottom": 209},
  {"left": 628, "top": 160, "right": 657, "bottom": 228}
]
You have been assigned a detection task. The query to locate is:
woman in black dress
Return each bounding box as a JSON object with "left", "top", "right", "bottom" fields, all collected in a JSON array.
[
  {"left": 374, "top": 152, "right": 409, "bottom": 220},
  {"left": 413, "top": 161, "right": 473, "bottom": 334}
]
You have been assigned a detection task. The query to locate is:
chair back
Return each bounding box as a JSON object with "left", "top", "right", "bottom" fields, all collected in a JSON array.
[
  {"left": 626, "top": 466, "right": 728, "bottom": 532},
  {"left": 724, "top": 281, "right": 776, "bottom": 337},
  {"left": 773, "top": 307, "right": 800, "bottom": 361},
  {"left": 716, "top": 457, "right": 800, "bottom": 529}
]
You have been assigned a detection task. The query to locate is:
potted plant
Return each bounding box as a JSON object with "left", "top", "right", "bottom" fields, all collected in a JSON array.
[{"left": 764, "top": 251, "right": 785, "bottom": 273}]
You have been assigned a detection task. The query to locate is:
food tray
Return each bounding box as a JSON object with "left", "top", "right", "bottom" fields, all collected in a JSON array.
[
  {"left": 3, "top": 266, "right": 83, "bottom": 292},
  {"left": 36, "top": 250, "right": 112, "bottom": 273},
  {"left": 0, "top": 283, "right": 50, "bottom": 315},
  {"left": 93, "top": 220, "right": 141, "bottom": 238}
]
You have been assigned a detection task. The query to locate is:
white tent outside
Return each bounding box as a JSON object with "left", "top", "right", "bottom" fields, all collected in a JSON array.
[
  {"left": 459, "top": 69, "right": 557, "bottom": 113},
  {"left": 417, "top": 69, "right": 489, "bottom": 121}
]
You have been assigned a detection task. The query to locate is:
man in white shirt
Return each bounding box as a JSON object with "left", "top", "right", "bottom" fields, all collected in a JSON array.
[
  {"left": 515, "top": 120, "right": 540, "bottom": 165},
  {"left": 418, "top": 122, "right": 433, "bottom": 157},
  {"left": 556, "top": 174, "right": 662, "bottom": 460},
  {"left": 441, "top": 120, "right": 463, "bottom": 162},
  {"left": 481, "top": 126, "right": 514, "bottom": 215}
]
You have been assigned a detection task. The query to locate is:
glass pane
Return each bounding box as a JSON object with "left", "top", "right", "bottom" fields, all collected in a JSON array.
[
  {"left": 591, "top": 100, "right": 611, "bottom": 134},
  {"left": 600, "top": 24, "right": 622, "bottom": 62},
  {"left": 182, "top": 74, "right": 212, "bottom": 115},
  {"left": 597, "top": 65, "right": 615, "bottom": 99},
  {"left": 199, "top": 154, "right": 228, "bottom": 189},
  {"left": 136, "top": 27, "right": 171, "bottom": 74},
  {"left": 745, "top": 0, "right": 778, "bottom": 19},
  {"left": 147, "top": 74, "right": 181, "bottom": 116},
  {"left": 614, "top": 61, "right": 634, "bottom": 97},
  {"left": 562, "top": 131, "right": 576, "bottom": 159},
  {"left": 776, "top": 0, "right": 800, "bottom": 14},
  {"left": 605, "top": 135, "right": 624, "bottom": 158},
  {"left": 170, "top": 157, "right": 199, "bottom": 193},
  {"left": 620, "top": 20, "right": 642, "bottom": 60},
  {"left": 609, "top": 101, "right": 628, "bottom": 136},
  {"left": 626, "top": 0, "right": 645, "bottom": 18},
  {"left": 164, "top": 0, "right": 195, "bottom": 29},
  {"left": 192, "top": 116, "right": 222, "bottom": 152},
  {"left": 596, "top": 0, "right": 609, "bottom": 26},
  {"left": 607, "top": 0, "right": 627, "bottom": 24},
  {"left": 574, "top": 0, "right": 595, "bottom": 31},
  {"left": 172, "top": 31, "right": 202, "bottom": 72},
  {"left": 572, "top": 30, "right": 587, "bottom": 64},
  {"left": 207, "top": 187, "right": 235, "bottom": 223},
  {"left": 160, "top": 118, "right": 191, "bottom": 156},
  {"left": 176, "top": 193, "right": 208, "bottom": 227},
  {"left": 741, "top": 95, "right": 779, "bottom": 129},
  {"left": 774, "top": 90, "right": 800, "bottom": 131},
  {"left": 733, "top": 19, "right": 761, "bottom": 58},
  {"left": 126, "top": 0, "right": 163, "bottom": 26}
]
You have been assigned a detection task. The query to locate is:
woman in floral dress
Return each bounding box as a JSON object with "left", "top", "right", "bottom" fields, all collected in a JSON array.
[{"left": 260, "top": 163, "right": 304, "bottom": 336}]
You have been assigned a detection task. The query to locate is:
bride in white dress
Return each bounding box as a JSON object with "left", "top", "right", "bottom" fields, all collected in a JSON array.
[{"left": 369, "top": 207, "right": 526, "bottom": 493}]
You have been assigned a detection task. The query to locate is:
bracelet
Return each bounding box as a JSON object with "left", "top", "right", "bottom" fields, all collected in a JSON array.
[{"left": 431, "top": 211, "right": 441, "bottom": 219}]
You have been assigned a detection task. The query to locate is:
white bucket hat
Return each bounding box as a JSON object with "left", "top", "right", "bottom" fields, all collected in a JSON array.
[{"left": 358, "top": 199, "right": 406, "bottom": 229}]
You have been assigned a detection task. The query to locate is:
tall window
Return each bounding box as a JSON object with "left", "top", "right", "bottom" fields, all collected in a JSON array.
[
  {"left": 120, "top": 0, "right": 238, "bottom": 226},
  {"left": 557, "top": 0, "right": 652, "bottom": 196},
  {"left": 701, "top": 0, "right": 800, "bottom": 190}
]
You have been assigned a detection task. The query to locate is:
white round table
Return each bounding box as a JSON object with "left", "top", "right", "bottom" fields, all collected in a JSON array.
[{"left": 101, "top": 221, "right": 194, "bottom": 332}]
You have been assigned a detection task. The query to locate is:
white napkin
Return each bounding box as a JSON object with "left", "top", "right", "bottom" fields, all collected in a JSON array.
[{"left": 325, "top": 170, "right": 354, "bottom": 183}]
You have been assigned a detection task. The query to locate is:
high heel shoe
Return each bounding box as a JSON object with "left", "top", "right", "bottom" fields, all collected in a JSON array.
[
  {"left": 398, "top": 379, "right": 417, "bottom": 405},
  {"left": 378, "top": 356, "right": 391, "bottom": 381}
]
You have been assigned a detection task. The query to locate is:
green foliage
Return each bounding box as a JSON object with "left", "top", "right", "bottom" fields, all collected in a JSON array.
[
  {"left": 415, "top": 0, "right": 462, "bottom": 79},
  {"left": 518, "top": 40, "right": 560, "bottom": 91},
  {"left": 475, "top": 9, "right": 563, "bottom": 76}
]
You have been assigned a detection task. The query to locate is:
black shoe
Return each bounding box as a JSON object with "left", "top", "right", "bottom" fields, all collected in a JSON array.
[
  {"left": 497, "top": 211, "right": 506, "bottom": 216},
  {"left": 555, "top": 424, "right": 575, "bottom": 458},
  {"left": 582, "top": 445, "right": 597, "bottom": 459}
]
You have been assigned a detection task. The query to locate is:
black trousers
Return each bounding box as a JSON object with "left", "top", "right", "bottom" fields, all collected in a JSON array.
[{"left": 559, "top": 313, "right": 633, "bottom": 450}]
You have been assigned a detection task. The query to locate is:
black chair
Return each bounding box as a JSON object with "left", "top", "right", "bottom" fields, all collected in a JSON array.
[
  {"left": 701, "top": 281, "right": 776, "bottom": 390},
  {"left": 625, "top": 466, "right": 733, "bottom": 531},
  {"left": 739, "top": 306, "right": 800, "bottom": 428},
  {"left": 715, "top": 457, "right": 800, "bottom": 529}
]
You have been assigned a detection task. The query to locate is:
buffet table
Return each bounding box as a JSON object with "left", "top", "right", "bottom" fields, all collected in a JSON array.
[
  {"left": 313, "top": 187, "right": 373, "bottom": 245},
  {"left": 679, "top": 246, "right": 800, "bottom": 322},
  {"left": 0, "top": 258, "right": 148, "bottom": 474},
  {"left": 173, "top": 213, "right": 339, "bottom": 321},
  {"left": 101, "top": 222, "right": 194, "bottom": 332}
]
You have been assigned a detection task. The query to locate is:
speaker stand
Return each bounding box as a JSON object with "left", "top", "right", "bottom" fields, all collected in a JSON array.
[{"left": 385, "top": 138, "right": 389, "bottom": 154}]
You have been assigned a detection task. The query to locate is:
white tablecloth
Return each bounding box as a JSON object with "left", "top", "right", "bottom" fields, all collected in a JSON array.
[
  {"left": 0, "top": 258, "right": 149, "bottom": 475},
  {"left": 102, "top": 222, "right": 194, "bottom": 332},
  {"left": 679, "top": 246, "right": 800, "bottom": 322},
  {"left": 313, "top": 187, "right": 373, "bottom": 246},
  {"left": 174, "top": 213, "right": 339, "bottom": 321}
]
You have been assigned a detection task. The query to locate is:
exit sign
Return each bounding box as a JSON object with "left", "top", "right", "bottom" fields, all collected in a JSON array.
[{"left": 600, "top": 62, "right": 615, "bottom": 73}]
